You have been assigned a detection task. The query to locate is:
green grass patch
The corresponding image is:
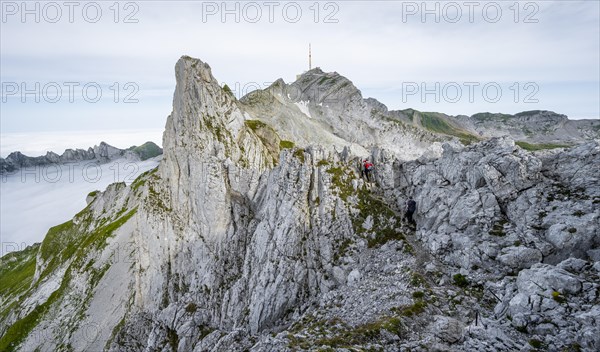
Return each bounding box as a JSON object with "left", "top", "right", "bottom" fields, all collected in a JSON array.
[
  {"left": 80, "top": 208, "right": 138, "bottom": 253},
  {"left": 529, "top": 339, "right": 543, "bottom": 349},
  {"left": 412, "top": 291, "right": 425, "bottom": 299},
  {"left": 131, "top": 167, "right": 158, "bottom": 191},
  {"left": 38, "top": 206, "right": 138, "bottom": 283},
  {"left": 0, "top": 255, "right": 79, "bottom": 352},
  {"left": 453, "top": 274, "right": 470, "bottom": 288},
  {"left": 311, "top": 316, "right": 403, "bottom": 348},
  {"left": 288, "top": 312, "right": 411, "bottom": 349},
  {"left": 0, "top": 243, "right": 39, "bottom": 299},
  {"left": 391, "top": 300, "right": 427, "bottom": 317},
  {"left": 326, "top": 167, "right": 354, "bottom": 201},
  {"left": 367, "top": 227, "right": 406, "bottom": 248},
  {"left": 185, "top": 303, "right": 198, "bottom": 313},
  {"left": 471, "top": 112, "right": 513, "bottom": 122},
  {"left": 552, "top": 291, "right": 566, "bottom": 304},
  {"left": 353, "top": 187, "right": 404, "bottom": 248},
  {"left": 0, "top": 299, "right": 48, "bottom": 351},
  {"left": 410, "top": 273, "right": 426, "bottom": 287},
  {"left": 420, "top": 112, "right": 479, "bottom": 145},
  {"left": 516, "top": 141, "right": 569, "bottom": 151},
  {"left": 279, "top": 140, "right": 295, "bottom": 149},
  {"left": 293, "top": 148, "right": 306, "bottom": 163},
  {"left": 420, "top": 112, "right": 454, "bottom": 134},
  {"left": 244, "top": 119, "right": 267, "bottom": 131},
  {"left": 38, "top": 220, "right": 78, "bottom": 280},
  {"left": 324, "top": 163, "right": 406, "bottom": 251}
]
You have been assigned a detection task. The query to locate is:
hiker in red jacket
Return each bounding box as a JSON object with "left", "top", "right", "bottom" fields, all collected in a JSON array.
[{"left": 363, "top": 159, "right": 374, "bottom": 182}]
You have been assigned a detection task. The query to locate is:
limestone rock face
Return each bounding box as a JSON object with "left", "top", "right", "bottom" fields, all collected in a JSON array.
[
  {"left": 1, "top": 56, "right": 599, "bottom": 352},
  {"left": 380, "top": 136, "right": 599, "bottom": 272},
  {"left": 497, "top": 246, "right": 543, "bottom": 270},
  {"left": 432, "top": 316, "right": 464, "bottom": 344}
]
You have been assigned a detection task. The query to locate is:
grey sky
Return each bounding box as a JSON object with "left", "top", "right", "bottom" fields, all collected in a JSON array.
[{"left": 1, "top": 0, "right": 599, "bottom": 139}]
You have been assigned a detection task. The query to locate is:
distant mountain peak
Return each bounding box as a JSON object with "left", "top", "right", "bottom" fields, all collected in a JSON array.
[{"left": 0, "top": 141, "right": 162, "bottom": 174}]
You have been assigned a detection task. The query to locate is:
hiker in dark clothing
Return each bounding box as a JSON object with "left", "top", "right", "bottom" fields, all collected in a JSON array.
[
  {"left": 363, "top": 159, "right": 374, "bottom": 182},
  {"left": 405, "top": 196, "right": 416, "bottom": 224}
]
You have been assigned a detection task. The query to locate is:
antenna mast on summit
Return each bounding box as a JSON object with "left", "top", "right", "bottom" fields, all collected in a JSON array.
[{"left": 309, "top": 43, "right": 312, "bottom": 70}]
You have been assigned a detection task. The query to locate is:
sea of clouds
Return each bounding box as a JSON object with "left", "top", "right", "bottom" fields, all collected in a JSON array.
[{"left": 1, "top": 129, "right": 163, "bottom": 256}]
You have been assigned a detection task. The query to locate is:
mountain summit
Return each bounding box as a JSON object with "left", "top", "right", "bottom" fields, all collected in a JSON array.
[{"left": 1, "top": 56, "right": 598, "bottom": 351}]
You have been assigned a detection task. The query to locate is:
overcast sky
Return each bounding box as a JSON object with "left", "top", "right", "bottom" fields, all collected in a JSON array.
[{"left": 1, "top": 0, "right": 599, "bottom": 153}]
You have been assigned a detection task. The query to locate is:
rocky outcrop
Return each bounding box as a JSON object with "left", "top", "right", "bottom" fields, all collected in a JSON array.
[
  {"left": 379, "top": 109, "right": 600, "bottom": 148},
  {"left": 1, "top": 56, "right": 598, "bottom": 352},
  {"left": 0, "top": 141, "right": 162, "bottom": 174},
  {"left": 382, "top": 137, "right": 599, "bottom": 270},
  {"left": 451, "top": 110, "right": 599, "bottom": 145}
]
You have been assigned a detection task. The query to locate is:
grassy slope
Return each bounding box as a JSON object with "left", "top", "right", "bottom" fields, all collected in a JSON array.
[
  {"left": 0, "top": 206, "right": 138, "bottom": 352},
  {"left": 419, "top": 112, "right": 479, "bottom": 145},
  {"left": 515, "top": 141, "right": 570, "bottom": 151},
  {"left": 0, "top": 244, "right": 39, "bottom": 299},
  {"left": 471, "top": 112, "right": 513, "bottom": 122},
  {"left": 0, "top": 244, "right": 40, "bottom": 326}
]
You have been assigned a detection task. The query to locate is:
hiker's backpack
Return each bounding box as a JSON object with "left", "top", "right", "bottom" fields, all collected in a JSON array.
[
  {"left": 365, "top": 163, "right": 374, "bottom": 171},
  {"left": 407, "top": 200, "right": 416, "bottom": 212}
]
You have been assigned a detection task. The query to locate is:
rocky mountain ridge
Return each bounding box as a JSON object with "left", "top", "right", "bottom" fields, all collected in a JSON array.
[
  {"left": 446, "top": 110, "right": 598, "bottom": 146},
  {"left": 375, "top": 106, "right": 598, "bottom": 148},
  {"left": 0, "top": 56, "right": 598, "bottom": 352},
  {"left": 0, "top": 141, "right": 163, "bottom": 174},
  {"left": 240, "top": 67, "right": 443, "bottom": 161},
  {"left": 242, "top": 67, "right": 599, "bottom": 153}
]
